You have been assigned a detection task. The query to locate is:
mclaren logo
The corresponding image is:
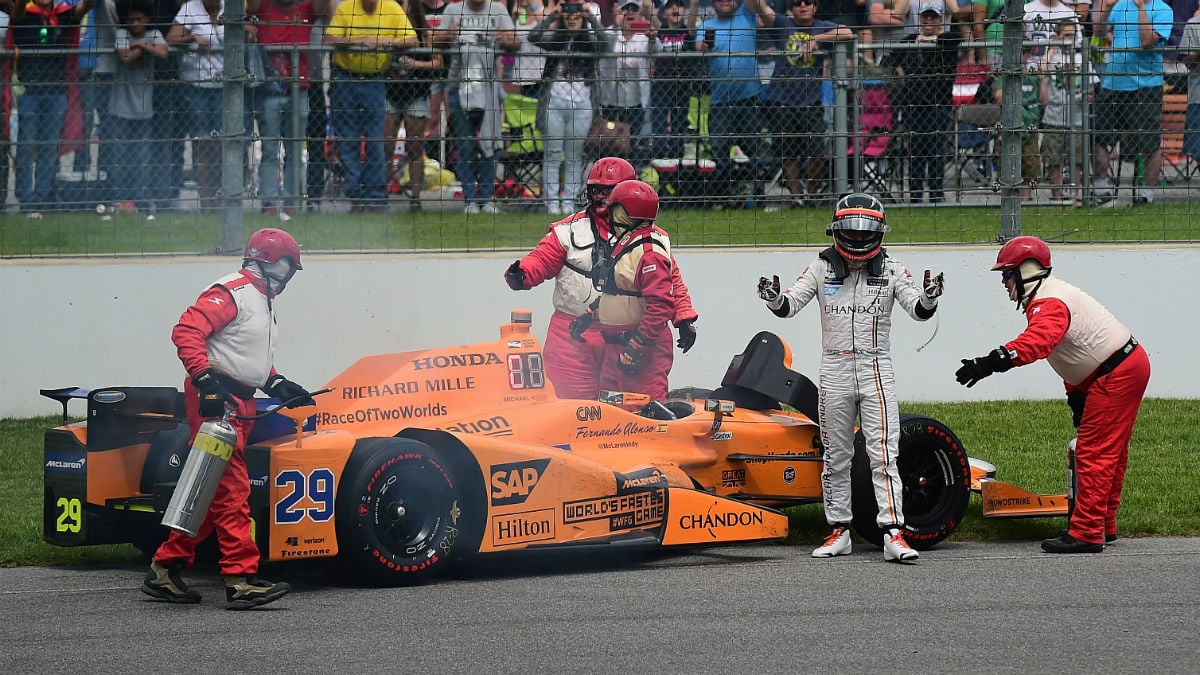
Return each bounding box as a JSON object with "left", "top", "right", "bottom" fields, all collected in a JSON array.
[
  {"left": 45, "top": 456, "right": 86, "bottom": 471},
  {"left": 490, "top": 459, "right": 551, "bottom": 506}
]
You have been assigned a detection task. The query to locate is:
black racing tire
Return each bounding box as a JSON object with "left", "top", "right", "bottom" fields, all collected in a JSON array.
[
  {"left": 850, "top": 414, "right": 971, "bottom": 550},
  {"left": 335, "top": 436, "right": 485, "bottom": 586}
]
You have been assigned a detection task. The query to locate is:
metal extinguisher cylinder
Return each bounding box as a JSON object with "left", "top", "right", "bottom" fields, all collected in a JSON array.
[{"left": 161, "top": 412, "right": 238, "bottom": 537}]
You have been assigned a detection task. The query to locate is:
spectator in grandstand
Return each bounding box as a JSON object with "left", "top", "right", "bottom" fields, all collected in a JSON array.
[
  {"left": 696, "top": 0, "right": 764, "bottom": 209},
  {"left": 435, "top": 0, "right": 519, "bottom": 215},
  {"left": 250, "top": 0, "right": 330, "bottom": 221},
  {"left": 74, "top": 0, "right": 118, "bottom": 192},
  {"left": 1166, "top": 0, "right": 1197, "bottom": 60},
  {"left": 419, "top": 0, "right": 450, "bottom": 160},
  {"left": 108, "top": 0, "right": 168, "bottom": 215},
  {"left": 867, "top": 0, "right": 916, "bottom": 65},
  {"left": 166, "top": 0, "right": 229, "bottom": 211},
  {"left": 11, "top": 0, "right": 93, "bottom": 217},
  {"left": 508, "top": 0, "right": 546, "bottom": 97},
  {"left": 970, "top": 0, "right": 1001, "bottom": 67},
  {"left": 529, "top": 0, "right": 610, "bottom": 214},
  {"left": 1089, "top": 0, "right": 1170, "bottom": 207},
  {"left": 324, "top": 0, "right": 418, "bottom": 212},
  {"left": 647, "top": 0, "right": 700, "bottom": 167},
  {"left": 1182, "top": 4, "right": 1200, "bottom": 163},
  {"left": 886, "top": 0, "right": 959, "bottom": 203},
  {"left": 1023, "top": 0, "right": 1078, "bottom": 68},
  {"left": 1039, "top": 17, "right": 1089, "bottom": 203},
  {"left": 0, "top": 0, "right": 9, "bottom": 207},
  {"left": 383, "top": 0, "right": 441, "bottom": 211},
  {"left": 752, "top": 0, "right": 853, "bottom": 210},
  {"left": 599, "top": 1, "right": 652, "bottom": 165}
]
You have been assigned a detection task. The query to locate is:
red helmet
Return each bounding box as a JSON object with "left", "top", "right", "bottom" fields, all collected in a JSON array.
[
  {"left": 244, "top": 228, "right": 303, "bottom": 269},
  {"left": 586, "top": 157, "right": 637, "bottom": 216},
  {"left": 586, "top": 157, "right": 636, "bottom": 187},
  {"left": 608, "top": 180, "right": 659, "bottom": 228},
  {"left": 992, "top": 235, "right": 1051, "bottom": 271}
]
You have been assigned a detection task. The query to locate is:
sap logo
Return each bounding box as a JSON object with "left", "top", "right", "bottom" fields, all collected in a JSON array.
[
  {"left": 576, "top": 405, "right": 603, "bottom": 422},
  {"left": 490, "top": 458, "right": 551, "bottom": 506}
]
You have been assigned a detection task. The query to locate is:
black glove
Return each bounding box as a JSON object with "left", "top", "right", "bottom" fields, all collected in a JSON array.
[
  {"left": 617, "top": 332, "right": 650, "bottom": 374},
  {"left": 192, "top": 369, "right": 237, "bottom": 418},
  {"left": 923, "top": 270, "right": 944, "bottom": 300},
  {"left": 263, "top": 374, "right": 314, "bottom": 407},
  {"left": 757, "top": 275, "right": 780, "bottom": 303},
  {"left": 1067, "top": 391, "right": 1087, "bottom": 429},
  {"left": 569, "top": 301, "right": 599, "bottom": 342},
  {"left": 675, "top": 320, "right": 697, "bottom": 353},
  {"left": 504, "top": 260, "right": 526, "bottom": 291},
  {"left": 954, "top": 347, "right": 1014, "bottom": 388}
]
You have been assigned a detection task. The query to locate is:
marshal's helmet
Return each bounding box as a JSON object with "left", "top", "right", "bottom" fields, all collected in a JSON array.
[
  {"left": 992, "top": 235, "right": 1052, "bottom": 309},
  {"left": 244, "top": 228, "right": 302, "bottom": 295},
  {"left": 828, "top": 193, "right": 887, "bottom": 261},
  {"left": 586, "top": 157, "right": 637, "bottom": 217},
  {"left": 607, "top": 180, "right": 659, "bottom": 232}
]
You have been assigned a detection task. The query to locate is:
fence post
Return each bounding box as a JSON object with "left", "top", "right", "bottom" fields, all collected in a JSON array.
[
  {"left": 220, "top": 0, "right": 248, "bottom": 254},
  {"left": 831, "top": 41, "right": 850, "bottom": 198},
  {"left": 997, "top": 0, "right": 1024, "bottom": 241}
]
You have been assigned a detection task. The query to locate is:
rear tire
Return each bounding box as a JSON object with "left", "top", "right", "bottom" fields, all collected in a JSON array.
[
  {"left": 335, "top": 437, "right": 484, "bottom": 586},
  {"left": 850, "top": 414, "right": 970, "bottom": 550}
]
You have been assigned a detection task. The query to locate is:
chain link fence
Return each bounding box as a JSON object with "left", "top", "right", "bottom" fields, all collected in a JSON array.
[{"left": 2, "top": 6, "right": 1199, "bottom": 257}]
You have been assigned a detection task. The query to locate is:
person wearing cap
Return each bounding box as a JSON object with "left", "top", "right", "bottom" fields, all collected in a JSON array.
[
  {"left": 758, "top": 193, "right": 943, "bottom": 564},
  {"left": 885, "top": 0, "right": 960, "bottom": 203},
  {"left": 142, "top": 228, "right": 314, "bottom": 609},
  {"left": 955, "top": 236, "right": 1150, "bottom": 554},
  {"left": 749, "top": 0, "right": 853, "bottom": 209}
]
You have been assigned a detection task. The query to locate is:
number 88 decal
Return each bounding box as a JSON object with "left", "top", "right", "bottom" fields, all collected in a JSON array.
[{"left": 507, "top": 353, "right": 545, "bottom": 389}]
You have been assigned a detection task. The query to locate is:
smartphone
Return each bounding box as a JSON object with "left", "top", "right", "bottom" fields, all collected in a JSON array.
[
  {"left": 630, "top": 19, "right": 650, "bottom": 35},
  {"left": 704, "top": 29, "right": 716, "bottom": 49}
]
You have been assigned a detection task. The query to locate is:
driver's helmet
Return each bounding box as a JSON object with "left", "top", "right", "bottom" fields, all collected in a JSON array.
[
  {"left": 828, "top": 193, "right": 887, "bottom": 261},
  {"left": 586, "top": 157, "right": 636, "bottom": 217}
]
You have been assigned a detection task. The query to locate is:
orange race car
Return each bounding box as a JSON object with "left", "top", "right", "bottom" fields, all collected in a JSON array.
[{"left": 41, "top": 310, "right": 1066, "bottom": 585}]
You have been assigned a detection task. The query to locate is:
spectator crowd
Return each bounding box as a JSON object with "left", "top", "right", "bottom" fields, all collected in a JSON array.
[{"left": 0, "top": 0, "right": 1193, "bottom": 216}]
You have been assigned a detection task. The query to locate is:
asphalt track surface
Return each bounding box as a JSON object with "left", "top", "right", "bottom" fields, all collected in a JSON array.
[{"left": 3, "top": 538, "right": 1198, "bottom": 674}]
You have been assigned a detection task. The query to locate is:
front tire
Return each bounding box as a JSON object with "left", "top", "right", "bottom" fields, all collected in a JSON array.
[
  {"left": 850, "top": 414, "right": 970, "bottom": 550},
  {"left": 335, "top": 437, "right": 484, "bottom": 586}
]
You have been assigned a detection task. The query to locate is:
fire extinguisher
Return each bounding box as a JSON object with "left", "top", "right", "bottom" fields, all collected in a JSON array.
[{"left": 161, "top": 409, "right": 239, "bottom": 538}]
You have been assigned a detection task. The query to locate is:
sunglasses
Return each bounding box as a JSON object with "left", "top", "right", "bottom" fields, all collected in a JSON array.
[
  {"left": 792, "top": 0, "right": 815, "bottom": 5},
  {"left": 1001, "top": 270, "right": 1015, "bottom": 281}
]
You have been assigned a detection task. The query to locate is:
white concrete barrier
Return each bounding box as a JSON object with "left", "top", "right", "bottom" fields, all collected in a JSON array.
[{"left": 2, "top": 245, "right": 1190, "bottom": 417}]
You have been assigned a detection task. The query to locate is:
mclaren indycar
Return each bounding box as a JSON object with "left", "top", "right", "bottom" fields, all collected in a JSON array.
[{"left": 42, "top": 310, "right": 1065, "bottom": 585}]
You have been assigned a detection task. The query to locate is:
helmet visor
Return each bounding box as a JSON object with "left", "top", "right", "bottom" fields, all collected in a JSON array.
[{"left": 831, "top": 215, "right": 886, "bottom": 234}]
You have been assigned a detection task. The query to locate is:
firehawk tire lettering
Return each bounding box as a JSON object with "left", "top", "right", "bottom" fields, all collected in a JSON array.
[
  {"left": 849, "top": 414, "right": 971, "bottom": 550},
  {"left": 334, "top": 437, "right": 484, "bottom": 586}
]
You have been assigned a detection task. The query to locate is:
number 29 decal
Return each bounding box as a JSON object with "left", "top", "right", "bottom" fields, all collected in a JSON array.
[
  {"left": 274, "top": 468, "right": 336, "bottom": 524},
  {"left": 56, "top": 497, "right": 82, "bottom": 533}
]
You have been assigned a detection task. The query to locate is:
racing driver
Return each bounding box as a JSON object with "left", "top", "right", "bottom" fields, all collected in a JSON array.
[
  {"left": 758, "top": 193, "right": 943, "bottom": 563},
  {"left": 955, "top": 236, "right": 1151, "bottom": 554},
  {"left": 504, "top": 157, "right": 698, "bottom": 400},
  {"left": 142, "top": 228, "right": 314, "bottom": 609}
]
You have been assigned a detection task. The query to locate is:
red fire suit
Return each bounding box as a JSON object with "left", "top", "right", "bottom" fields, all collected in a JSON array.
[
  {"left": 154, "top": 269, "right": 279, "bottom": 576},
  {"left": 596, "top": 223, "right": 677, "bottom": 401},
  {"left": 1003, "top": 276, "right": 1151, "bottom": 546},
  {"left": 511, "top": 210, "right": 697, "bottom": 400}
]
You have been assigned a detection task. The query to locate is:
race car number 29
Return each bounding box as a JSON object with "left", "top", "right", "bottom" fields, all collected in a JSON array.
[{"left": 56, "top": 497, "right": 82, "bottom": 533}]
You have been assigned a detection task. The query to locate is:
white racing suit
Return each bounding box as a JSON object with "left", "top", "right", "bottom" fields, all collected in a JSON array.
[{"left": 766, "top": 248, "right": 937, "bottom": 528}]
